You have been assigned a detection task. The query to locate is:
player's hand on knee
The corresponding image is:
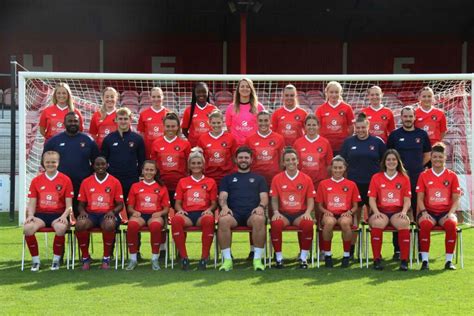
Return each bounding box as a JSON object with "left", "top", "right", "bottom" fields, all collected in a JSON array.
[
  {"left": 132, "top": 211, "right": 141, "bottom": 218},
  {"left": 271, "top": 211, "right": 282, "bottom": 221},
  {"left": 78, "top": 211, "right": 88, "bottom": 220},
  {"left": 104, "top": 211, "right": 115, "bottom": 220}
]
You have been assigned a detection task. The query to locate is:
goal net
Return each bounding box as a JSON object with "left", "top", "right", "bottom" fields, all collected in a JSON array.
[{"left": 18, "top": 72, "right": 473, "bottom": 225}]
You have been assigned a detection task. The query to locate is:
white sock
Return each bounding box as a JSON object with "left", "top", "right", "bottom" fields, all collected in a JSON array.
[
  {"left": 275, "top": 252, "right": 283, "bottom": 262},
  {"left": 32, "top": 256, "right": 40, "bottom": 264},
  {"left": 130, "top": 253, "right": 137, "bottom": 261},
  {"left": 52, "top": 255, "right": 61, "bottom": 262},
  {"left": 446, "top": 253, "right": 453, "bottom": 262},
  {"left": 300, "top": 250, "right": 309, "bottom": 261},
  {"left": 222, "top": 248, "right": 232, "bottom": 260},
  {"left": 325, "top": 251, "right": 332, "bottom": 257},
  {"left": 152, "top": 253, "right": 159, "bottom": 261},
  {"left": 343, "top": 252, "right": 350, "bottom": 257},
  {"left": 254, "top": 248, "right": 264, "bottom": 260},
  {"left": 160, "top": 243, "right": 166, "bottom": 251},
  {"left": 103, "top": 256, "right": 110, "bottom": 261},
  {"left": 250, "top": 245, "right": 255, "bottom": 252},
  {"left": 421, "top": 252, "right": 429, "bottom": 262}
]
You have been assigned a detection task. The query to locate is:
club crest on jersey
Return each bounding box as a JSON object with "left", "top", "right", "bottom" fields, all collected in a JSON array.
[
  {"left": 249, "top": 178, "right": 255, "bottom": 183},
  {"left": 129, "top": 141, "right": 135, "bottom": 148},
  {"left": 415, "top": 138, "right": 421, "bottom": 143},
  {"left": 269, "top": 140, "right": 276, "bottom": 146},
  {"left": 232, "top": 177, "right": 238, "bottom": 182},
  {"left": 369, "top": 145, "right": 375, "bottom": 151},
  {"left": 396, "top": 183, "right": 402, "bottom": 190},
  {"left": 381, "top": 115, "right": 387, "bottom": 120},
  {"left": 80, "top": 142, "right": 86, "bottom": 148},
  {"left": 343, "top": 186, "right": 349, "bottom": 192},
  {"left": 297, "top": 184, "right": 304, "bottom": 190},
  {"left": 295, "top": 115, "right": 301, "bottom": 121},
  {"left": 154, "top": 189, "right": 160, "bottom": 193},
  {"left": 317, "top": 147, "right": 323, "bottom": 152},
  {"left": 432, "top": 115, "right": 437, "bottom": 121},
  {"left": 202, "top": 184, "right": 208, "bottom": 190},
  {"left": 105, "top": 186, "right": 111, "bottom": 193},
  {"left": 174, "top": 145, "right": 180, "bottom": 151},
  {"left": 221, "top": 142, "right": 227, "bottom": 147},
  {"left": 339, "top": 111, "right": 345, "bottom": 116},
  {"left": 443, "top": 180, "right": 450, "bottom": 187},
  {"left": 56, "top": 184, "right": 63, "bottom": 191}
]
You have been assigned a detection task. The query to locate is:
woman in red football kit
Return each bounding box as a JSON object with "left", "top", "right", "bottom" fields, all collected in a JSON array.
[
  {"left": 197, "top": 109, "right": 237, "bottom": 186},
  {"left": 137, "top": 87, "right": 169, "bottom": 159},
  {"left": 315, "top": 81, "right": 354, "bottom": 155},
  {"left": 39, "top": 82, "right": 84, "bottom": 141},
  {"left": 416, "top": 142, "right": 460, "bottom": 270},
  {"left": 226, "top": 78, "right": 265, "bottom": 146},
  {"left": 150, "top": 112, "right": 191, "bottom": 206},
  {"left": 126, "top": 160, "right": 170, "bottom": 271},
  {"left": 171, "top": 148, "right": 218, "bottom": 270},
  {"left": 316, "top": 156, "right": 360, "bottom": 268},
  {"left": 89, "top": 87, "right": 119, "bottom": 149},
  {"left": 368, "top": 149, "right": 412, "bottom": 271},
  {"left": 361, "top": 86, "right": 395, "bottom": 143},
  {"left": 75, "top": 156, "right": 124, "bottom": 270},
  {"left": 415, "top": 87, "right": 447, "bottom": 146},
  {"left": 270, "top": 147, "right": 316, "bottom": 269},
  {"left": 24, "top": 151, "right": 74, "bottom": 271},
  {"left": 293, "top": 114, "right": 333, "bottom": 190},
  {"left": 245, "top": 110, "right": 285, "bottom": 186},
  {"left": 181, "top": 82, "right": 217, "bottom": 147},
  {"left": 271, "top": 84, "right": 308, "bottom": 146}
]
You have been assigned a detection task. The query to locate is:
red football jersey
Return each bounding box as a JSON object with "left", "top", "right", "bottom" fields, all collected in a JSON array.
[
  {"left": 89, "top": 110, "right": 117, "bottom": 149},
  {"left": 28, "top": 171, "right": 74, "bottom": 214},
  {"left": 416, "top": 168, "right": 461, "bottom": 214},
  {"left": 270, "top": 171, "right": 316, "bottom": 214},
  {"left": 181, "top": 103, "right": 218, "bottom": 147},
  {"left": 271, "top": 106, "right": 307, "bottom": 146},
  {"left": 293, "top": 135, "right": 333, "bottom": 188},
  {"left": 361, "top": 106, "right": 395, "bottom": 143},
  {"left": 368, "top": 172, "right": 411, "bottom": 213},
  {"left": 174, "top": 175, "right": 218, "bottom": 212},
  {"left": 39, "top": 104, "right": 84, "bottom": 140},
  {"left": 315, "top": 101, "right": 354, "bottom": 152},
  {"left": 316, "top": 177, "right": 361, "bottom": 215},
  {"left": 78, "top": 173, "right": 124, "bottom": 213},
  {"left": 414, "top": 107, "right": 447, "bottom": 145},
  {"left": 197, "top": 131, "right": 237, "bottom": 184},
  {"left": 150, "top": 136, "right": 191, "bottom": 191},
  {"left": 127, "top": 180, "right": 170, "bottom": 214},
  {"left": 137, "top": 106, "right": 169, "bottom": 159},
  {"left": 245, "top": 131, "right": 285, "bottom": 185}
]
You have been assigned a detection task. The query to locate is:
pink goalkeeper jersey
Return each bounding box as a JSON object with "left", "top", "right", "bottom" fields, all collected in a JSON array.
[{"left": 225, "top": 102, "right": 265, "bottom": 145}]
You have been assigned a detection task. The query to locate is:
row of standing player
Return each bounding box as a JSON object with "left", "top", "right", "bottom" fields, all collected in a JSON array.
[{"left": 28, "top": 80, "right": 452, "bottom": 270}]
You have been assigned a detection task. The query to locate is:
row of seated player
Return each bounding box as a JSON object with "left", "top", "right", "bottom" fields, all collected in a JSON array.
[{"left": 22, "top": 145, "right": 463, "bottom": 272}]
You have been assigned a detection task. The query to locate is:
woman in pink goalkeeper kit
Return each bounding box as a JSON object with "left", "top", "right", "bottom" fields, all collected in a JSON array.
[{"left": 226, "top": 78, "right": 265, "bottom": 145}]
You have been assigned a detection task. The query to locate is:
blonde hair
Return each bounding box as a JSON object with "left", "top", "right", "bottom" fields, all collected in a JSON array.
[
  {"left": 283, "top": 84, "right": 299, "bottom": 106},
  {"left": 151, "top": 87, "right": 164, "bottom": 97},
  {"left": 116, "top": 107, "right": 132, "bottom": 117},
  {"left": 100, "top": 87, "right": 119, "bottom": 120},
  {"left": 208, "top": 109, "right": 223, "bottom": 121},
  {"left": 232, "top": 78, "right": 259, "bottom": 114},
  {"left": 52, "top": 83, "right": 74, "bottom": 111},
  {"left": 188, "top": 147, "right": 205, "bottom": 168},
  {"left": 324, "top": 81, "right": 344, "bottom": 102},
  {"left": 367, "top": 85, "right": 383, "bottom": 95}
]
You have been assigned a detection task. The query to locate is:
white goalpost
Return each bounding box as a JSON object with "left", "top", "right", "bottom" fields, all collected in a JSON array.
[{"left": 18, "top": 72, "right": 474, "bottom": 225}]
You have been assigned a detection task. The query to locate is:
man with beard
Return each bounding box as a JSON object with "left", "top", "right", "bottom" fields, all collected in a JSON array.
[
  {"left": 217, "top": 146, "right": 269, "bottom": 271},
  {"left": 387, "top": 106, "right": 431, "bottom": 259},
  {"left": 43, "top": 111, "right": 99, "bottom": 215}
]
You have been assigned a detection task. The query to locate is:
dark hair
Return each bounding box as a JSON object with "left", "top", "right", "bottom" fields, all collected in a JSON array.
[
  {"left": 380, "top": 149, "right": 408, "bottom": 176},
  {"left": 400, "top": 105, "right": 415, "bottom": 116},
  {"left": 331, "top": 155, "right": 348, "bottom": 167},
  {"left": 64, "top": 111, "right": 79, "bottom": 122},
  {"left": 142, "top": 160, "right": 164, "bottom": 186},
  {"left": 282, "top": 146, "right": 298, "bottom": 161},
  {"left": 163, "top": 111, "right": 181, "bottom": 135},
  {"left": 94, "top": 155, "right": 107, "bottom": 164},
  {"left": 432, "top": 142, "right": 446, "bottom": 154},
  {"left": 235, "top": 146, "right": 252, "bottom": 157},
  {"left": 184, "top": 82, "right": 210, "bottom": 134},
  {"left": 355, "top": 112, "right": 369, "bottom": 124},
  {"left": 257, "top": 110, "right": 271, "bottom": 118},
  {"left": 305, "top": 114, "right": 319, "bottom": 125}
]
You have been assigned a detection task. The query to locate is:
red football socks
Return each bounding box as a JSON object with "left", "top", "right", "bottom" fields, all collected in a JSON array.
[
  {"left": 25, "top": 235, "right": 39, "bottom": 257},
  {"left": 370, "top": 228, "right": 383, "bottom": 260},
  {"left": 200, "top": 215, "right": 214, "bottom": 259},
  {"left": 270, "top": 219, "right": 285, "bottom": 252},
  {"left": 171, "top": 215, "right": 187, "bottom": 258}
]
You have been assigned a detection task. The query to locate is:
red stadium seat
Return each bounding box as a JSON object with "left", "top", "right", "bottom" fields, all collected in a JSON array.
[
  {"left": 21, "top": 227, "right": 74, "bottom": 271},
  {"left": 121, "top": 90, "right": 139, "bottom": 98},
  {"left": 163, "top": 91, "right": 177, "bottom": 101},
  {"left": 306, "top": 90, "right": 324, "bottom": 98},
  {"left": 214, "top": 90, "right": 233, "bottom": 100},
  {"left": 397, "top": 91, "right": 417, "bottom": 104},
  {"left": 139, "top": 91, "right": 150, "bottom": 99}
]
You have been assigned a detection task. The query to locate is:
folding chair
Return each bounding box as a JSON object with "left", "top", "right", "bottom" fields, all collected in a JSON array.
[
  {"left": 21, "top": 227, "right": 73, "bottom": 271},
  {"left": 169, "top": 209, "right": 218, "bottom": 269},
  {"left": 413, "top": 225, "right": 464, "bottom": 269}
]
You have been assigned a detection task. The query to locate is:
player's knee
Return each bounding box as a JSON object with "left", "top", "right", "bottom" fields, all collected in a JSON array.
[
  {"left": 101, "top": 220, "right": 116, "bottom": 232},
  {"left": 23, "top": 224, "right": 36, "bottom": 236}
]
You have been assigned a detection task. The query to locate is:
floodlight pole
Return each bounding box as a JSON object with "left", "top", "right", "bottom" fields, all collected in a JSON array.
[{"left": 240, "top": 12, "right": 247, "bottom": 74}]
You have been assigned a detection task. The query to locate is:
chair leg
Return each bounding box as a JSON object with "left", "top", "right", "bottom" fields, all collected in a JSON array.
[
  {"left": 44, "top": 232, "right": 49, "bottom": 262},
  {"left": 170, "top": 237, "right": 175, "bottom": 269},
  {"left": 365, "top": 227, "right": 369, "bottom": 269},
  {"left": 121, "top": 230, "right": 125, "bottom": 269},
  {"left": 114, "top": 231, "right": 119, "bottom": 270},
  {"left": 316, "top": 229, "right": 320, "bottom": 268},
  {"left": 267, "top": 228, "right": 272, "bottom": 268},
  {"left": 72, "top": 233, "right": 76, "bottom": 270},
  {"left": 311, "top": 230, "right": 315, "bottom": 268},
  {"left": 409, "top": 227, "right": 413, "bottom": 268},
  {"left": 414, "top": 229, "right": 419, "bottom": 266},
  {"left": 21, "top": 235, "right": 26, "bottom": 271},
  {"left": 213, "top": 232, "right": 217, "bottom": 269},
  {"left": 459, "top": 229, "right": 464, "bottom": 269},
  {"left": 66, "top": 231, "right": 71, "bottom": 270},
  {"left": 164, "top": 229, "right": 169, "bottom": 269}
]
